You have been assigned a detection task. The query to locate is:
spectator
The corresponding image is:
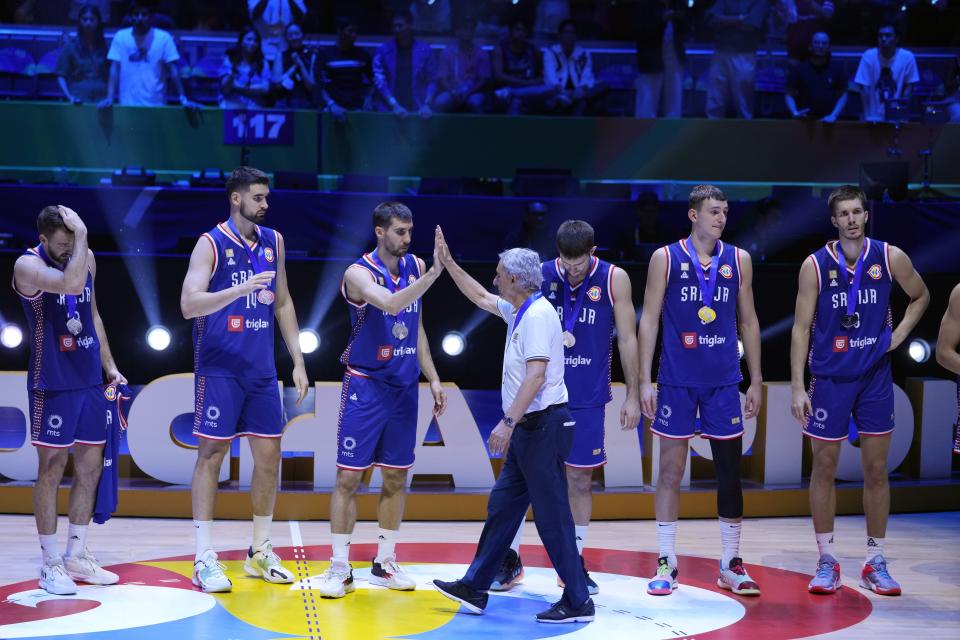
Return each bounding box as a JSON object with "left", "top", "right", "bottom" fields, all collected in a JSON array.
[
  {"left": 434, "top": 15, "right": 490, "bottom": 113},
  {"left": 617, "top": 191, "right": 661, "bottom": 262},
  {"left": 535, "top": 0, "right": 570, "bottom": 37},
  {"left": 492, "top": 18, "right": 555, "bottom": 115},
  {"left": 317, "top": 16, "right": 373, "bottom": 116},
  {"left": 705, "top": 0, "right": 769, "bottom": 119},
  {"left": 854, "top": 23, "right": 919, "bottom": 122},
  {"left": 543, "top": 19, "right": 597, "bottom": 115},
  {"left": 411, "top": 0, "right": 452, "bottom": 35},
  {"left": 634, "top": 0, "right": 688, "bottom": 118},
  {"left": 273, "top": 22, "right": 317, "bottom": 108},
  {"left": 102, "top": 0, "right": 189, "bottom": 108},
  {"left": 248, "top": 0, "right": 306, "bottom": 66},
  {"left": 785, "top": 0, "right": 835, "bottom": 62},
  {"left": 785, "top": 31, "right": 848, "bottom": 122},
  {"left": 69, "top": 0, "right": 110, "bottom": 23},
  {"left": 219, "top": 25, "right": 272, "bottom": 109},
  {"left": 503, "top": 201, "right": 554, "bottom": 257},
  {"left": 56, "top": 4, "right": 110, "bottom": 104},
  {"left": 373, "top": 10, "right": 437, "bottom": 117}
]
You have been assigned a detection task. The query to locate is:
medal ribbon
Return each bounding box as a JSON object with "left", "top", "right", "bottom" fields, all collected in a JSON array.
[
  {"left": 561, "top": 260, "right": 591, "bottom": 336},
  {"left": 226, "top": 218, "right": 268, "bottom": 275},
  {"left": 840, "top": 239, "right": 867, "bottom": 320},
  {"left": 36, "top": 244, "right": 79, "bottom": 324},
  {"left": 513, "top": 291, "right": 543, "bottom": 334},
  {"left": 688, "top": 237, "right": 720, "bottom": 310},
  {"left": 371, "top": 250, "right": 409, "bottom": 327}
]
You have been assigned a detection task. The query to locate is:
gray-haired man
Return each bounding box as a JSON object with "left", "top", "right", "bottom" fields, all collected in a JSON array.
[{"left": 430, "top": 226, "right": 594, "bottom": 624}]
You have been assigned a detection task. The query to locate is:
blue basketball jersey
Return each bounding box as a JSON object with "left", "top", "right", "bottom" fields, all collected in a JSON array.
[
  {"left": 808, "top": 238, "right": 893, "bottom": 377},
  {"left": 339, "top": 252, "right": 422, "bottom": 386},
  {"left": 14, "top": 246, "right": 101, "bottom": 391},
  {"left": 658, "top": 238, "right": 743, "bottom": 388},
  {"left": 192, "top": 222, "right": 279, "bottom": 378},
  {"left": 541, "top": 257, "right": 615, "bottom": 408}
]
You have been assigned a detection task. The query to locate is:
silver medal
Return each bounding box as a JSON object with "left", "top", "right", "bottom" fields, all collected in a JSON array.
[
  {"left": 66, "top": 316, "right": 83, "bottom": 336},
  {"left": 257, "top": 289, "right": 275, "bottom": 305},
  {"left": 392, "top": 321, "right": 409, "bottom": 340},
  {"left": 562, "top": 330, "right": 576, "bottom": 348}
]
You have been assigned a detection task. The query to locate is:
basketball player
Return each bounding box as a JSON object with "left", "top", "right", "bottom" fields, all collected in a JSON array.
[
  {"left": 316, "top": 201, "right": 447, "bottom": 598},
  {"left": 13, "top": 205, "right": 126, "bottom": 595},
  {"left": 790, "top": 185, "right": 929, "bottom": 596},
  {"left": 935, "top": 283, "right": 960, "bottom": 455},
  {"left": 638, "top": 185, "right": 763, "bottom": 597},
  {"left": 180, "top": 167, "right": 309, "bottom": 592},
  {"left": 492, "top": 220, "right": 641, "bottom": 595}
]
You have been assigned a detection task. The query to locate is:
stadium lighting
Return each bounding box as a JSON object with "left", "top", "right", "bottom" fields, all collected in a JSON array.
[
  {"left": 442, "top": 331, "right": 466, "bottom": 357},
  {"left": 146, "top": 325, "right": 171, "bottom": 351},
  {"left": 0, "top": 324, "right": 23, "bottom": 349},
  {"left": 908, "top": 339, "right": 931, "bottom": 363},
  {"left": 299, "top": 329, "right": 320, "bottom": 354}
]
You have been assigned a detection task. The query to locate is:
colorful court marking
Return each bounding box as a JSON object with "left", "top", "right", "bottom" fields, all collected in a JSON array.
[{"left": 0, "top": 543, "right": 872, "bottom": 639}]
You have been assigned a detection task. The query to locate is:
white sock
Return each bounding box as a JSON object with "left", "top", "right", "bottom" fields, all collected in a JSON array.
[
  {"left": 39, "top": 533, "right": 59, "bottom": 563},
  {"left": 252, "top": 514, "right": 272, "bottom": 551},
  {"left": 866, "top": 536, "right": 884, "bottom": 562},
  {"left": 331, "top": 533, "right": 351, "bottom": 566},
  {"left": 574, "top": 524, "right": 589, "bottom": 555},
  {"left": 719, "top": 520, "right": 742, "bottom": 567},
  {"left": 815, "top": 532, "right": 835, "bottom": 559},
  {"left": 656, "top": 521, "right": 678, "bottom": 568},
  {"left": 376, "top": 528, "right": 398, "bottom": 563},
  {"left": 194, "top": 520, "right": 213, "bottom": 560},
  {"left": 65, "top": 523, "right": 87, "bottom": 559},
  {"left": 510, "top": 519, "right": 525, "bottom": 553}
]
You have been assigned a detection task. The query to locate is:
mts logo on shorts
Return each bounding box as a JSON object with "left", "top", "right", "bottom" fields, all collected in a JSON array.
[
  {"left": 833, "top": 336, "right": 848, "bottom": 352},
  {"left": 227, "top": 316, "right": 244, "bottom": 332},
  {"left": 681, "top": 332, "right": 697, "bottom": 349}
]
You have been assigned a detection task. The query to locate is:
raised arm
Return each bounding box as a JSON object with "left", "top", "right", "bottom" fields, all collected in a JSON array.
[
  {"left": 179, "top": 236, "right": 275, "bottom": 319},
  {"left": 637, "top": 247, "right": 668, "bottom": 419},
  {"left": 736, "top": 249, "right": 762, "bottom": 419},
  {"left": 88, "top": 252, "right": 126, "bottom": 385},
  {"left": 273, "top": 232, "right": 308, "bottom": 405},
  {"left": 435, "top": 225, "right": 500, "bottom": 315},
  {"left": 936, "top": 283, "right": 960, "bottom": 375},
  {"left": 343, "top": 256, "right": 442, "bottom": 317},
  {"left": 13, "top": 206, "right": 89, "bottom": 296},
  {"left": 888, "top": 245, "right": 929, "bottom": 351},
  {"left": 611, "top": 266, "right": 641, "bottom": 429},
  {"left": 790, "top": 256, "right": 819, "bottom": 424}
]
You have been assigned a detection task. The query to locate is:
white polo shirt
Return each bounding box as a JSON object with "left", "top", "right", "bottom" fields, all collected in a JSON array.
[{"left": 497, "top": 293, "right": 568, "bottom": 415}]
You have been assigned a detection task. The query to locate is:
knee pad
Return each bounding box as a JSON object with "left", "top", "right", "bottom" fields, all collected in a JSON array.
[{"left": 710, "top": 437, "right": 743, "bottom": 519}]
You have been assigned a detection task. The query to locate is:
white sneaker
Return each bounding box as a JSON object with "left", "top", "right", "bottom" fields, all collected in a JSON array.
[
  {"left": 316, "top": 562, "right": 354, "bottom": 598},
  {"left": 192, "top": 550, "right": 232, "bottom": 593},
  {"left": 39, "top": 557, "right": 78, "bottom": 595},
  {"left": 369, "top": 556, "right": 416, "bottom": 591},
  {"left": 244, "top": 543, "right": 295, "bottom": 584},
  {"left": 65, "top": 548, "right": 119, "bottom": 585}
]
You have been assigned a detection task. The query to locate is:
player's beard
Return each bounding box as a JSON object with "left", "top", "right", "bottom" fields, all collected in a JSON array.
[
  {"left": 386, "top": 240, "right": 409, "bottom": 258},
  {"left": 239, "top": 201, "right": 266, "bottom": 224}
]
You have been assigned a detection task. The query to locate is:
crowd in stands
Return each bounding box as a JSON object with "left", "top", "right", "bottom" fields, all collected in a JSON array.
[{"left": 3, "top": 0, "right": 958, "bottom": 121}]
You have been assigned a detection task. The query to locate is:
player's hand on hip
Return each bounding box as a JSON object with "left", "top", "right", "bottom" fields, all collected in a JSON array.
[
  {"left": 639, "top": 382, "right": 657, "bottom": 420},
  {"left": 240, "top": 271, "right": 276, "bottom": 296},
  {"left": 488, "top": 421, "right": 513, "bottom": 456},
  {"left": 744, "top": 383, "right": 761, "bottom": 420},
  {"left": 430, "top": 380, "right": 447, "bottom": 416},
  {"left": 620, "top": 395, "right": 642, "bottom": 430},
  {"left": 58, "top": 205, "right": 87, "bottom": 235},
  {"left": 790, "top": 388, "right": 812, "bottom": 425}
]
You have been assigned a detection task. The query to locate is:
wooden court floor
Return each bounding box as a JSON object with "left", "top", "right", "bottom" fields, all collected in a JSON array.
[{"left": 0, "top": 512, "right": 957, "bottom": 639}]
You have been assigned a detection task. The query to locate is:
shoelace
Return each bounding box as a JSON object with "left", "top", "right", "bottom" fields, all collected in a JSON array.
[
  {"left": 45, "top": 561, "right": 70, "bottom": 578},
  {"left": 869, "top": 560, "right": 893, "bottom": 581},
  {"left": 198, "top": 558, "right": 227, "bottom": 576},
  {"left": 729, "top": 560, "right": 747, "bottom": 576},
  {"left": 656, "top": 561, "right": 673, "bottom": 577},
  {"left": 815, "top": 559, "right": 837, "bottom": 578},
  {"left": 382, "top": 560, "right": 404, "bottom": 576}
]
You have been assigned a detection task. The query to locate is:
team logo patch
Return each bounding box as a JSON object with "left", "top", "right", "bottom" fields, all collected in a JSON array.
[
  {"left": 814, "top": 408, "right": 829, "bottom": 422},
  {"left": 377, "top": 345, "right": 393, "bottom": 361},
  {"left": 408, "top": 275, "right": 416, "bottom": 285},
  {"left": 47, "top": 415, "right": 63, "bottom": 429},
  {"left": 681, "top": 263, "right": 689, "bottom": 271},
  {"left": 681, "top": 332, "right": 697, "bottom": 349},
  {"left": 227, "top": 316, "right": 243, "bottom": 332},
  {"left": 587, "top": 286, "right": 602, "bottom": 302},
  {"left": 103, "top": 386, "right": 117, "bottom": 402},
  {"left": 263, "top": 247, "right": 275, "bottom": 263},
  {"left": 58, "top": 335, "right": 76, "bottom": 352},
  {"left": 719, "top": 264, "right": 734, "bottom": 279},
  {"left": 660, "top": 405, "right": 672, "bottom": 419},
  {"left": 867, "top": 264, "right": 882, "bottom": 280},
  {"left": 833, "top": 336, "right": 848, "bottom": 352},
  {"left": 225, "top": 248, "right": 234, "bottom": 258},
  {"left": 206, "top": 406, "right": 220, "bottom": 421},
  {"left": 828, "top": 269, "right": 837, "bottom": 279},
  {"left": 550, "top": 282, "right": 558, "bottom": 291},
  {"left": 342, "top": 436, "right": 357, "bottom": 451},
  {"left": 731, "top": 416, "right": 741, "bottom": 425}
]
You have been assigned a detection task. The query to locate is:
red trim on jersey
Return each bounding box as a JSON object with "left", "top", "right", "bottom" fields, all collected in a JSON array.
[
  {"left": 337, "top": 462, "right": 374, "bottom": 471},
  {"left": 662, "top": 246, "right": 671, "bottom": 284},
  {"left": 217, "top": 222, "right": 260, "bottom": 251},
  {"left": 374, "top": 461, "right": 415, "bottom": 470},
  {"left": 858, "top": 428, "right": 894, "bottom": 437},
  {"left": 734, "top": 247, "right": 743, "bottom": 281},
  {"left": 565, "top": 460, "right": 608, "bottom": 469},
  {"left": 202, "top": 233, "right": 218, "bottom": 277},
  {"left": 346, "top": 366, "right": 370, "bottom": 378},
  {"left": 679, "top": 237, "right": 715, "bottom": 269},
  {"left": 73, "top": 439, "right": 107, "bottom": 446},
  {"left": 194, "top": 432, "right": 236, "bottom": 441},
  {"left": 341, "top": 264, "right": 377, "bottom": 308},
  {"left": 236, "top": 431, "right": 284, "bottom": 439},
  {"left": 884, "top": 243, "right": 892, "bottom": 281},
  {"left": 802, "top": 431, "right": 848, "bottom": 442},
  {"left": 607, "top": 264, "right": 617, "bottom": 306},
  {"left": 32, "top": 441, "right": 72, "bottom": 449},
  {"left": 700, "top": 431, "right": 744, "bottom": 441},
  {"left": 649, "top": 428, "right": 694, "bottom": 440},
  {"left": 809, "top": 254, "right": 822, "bottom": 292},
  {"left": 827, "top": 238, "right": 871, "bottom": 274}
]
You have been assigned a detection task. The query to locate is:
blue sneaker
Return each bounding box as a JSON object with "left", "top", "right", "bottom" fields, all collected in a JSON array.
[
  {"left": 490, "top": 548, "right": 524, "bottom": 591},
  {"left": 808, "top": 555, "right": 841, "bottom": 594},
  {"left": 860, "top": 555, "right": 901, "bottom": 596},
  {"left": 646, "top": 557, "right": 678, "bottom": 596}
]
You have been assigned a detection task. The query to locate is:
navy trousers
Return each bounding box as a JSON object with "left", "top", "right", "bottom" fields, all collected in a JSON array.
[{"left": 462, "top": 403, "right": 589, "bottom": 608}]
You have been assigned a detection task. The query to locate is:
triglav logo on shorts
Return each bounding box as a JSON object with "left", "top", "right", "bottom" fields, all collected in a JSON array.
[
  {"left": 681, "top": 332, "right": 697, "bottom": 349},
  {"left": 227, "top": 316, "right": 244, "bottom": 332}
]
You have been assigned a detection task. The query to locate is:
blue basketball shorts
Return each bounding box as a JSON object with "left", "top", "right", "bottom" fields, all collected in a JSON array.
[
  {"left": 336, "top": 371, "right": 418, "bottom": 470},
  {"left": 193, "top": 375, "right": 284, "bottom": 440},
  {"left": 651, "top": 383, "right": 744, "bottom": 440},
  {"left": 805, "top": 358, "right": 894, "bottom": 441},
  {"left": 565, "top": 405, "right": 606, "bottom": 468},
  {"left": 29, "top": 385, "right": 107, "bottom": 448}
]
